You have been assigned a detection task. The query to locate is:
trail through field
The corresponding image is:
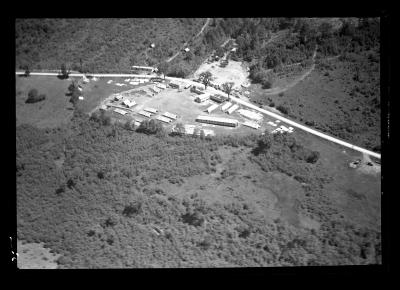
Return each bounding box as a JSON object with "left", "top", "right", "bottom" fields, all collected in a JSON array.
[
  {"left": 262, "top": 45, "right": 318, "bottom": 95},
  {"left": 166, "top": 18, "right": 211, "bottom": 63}
]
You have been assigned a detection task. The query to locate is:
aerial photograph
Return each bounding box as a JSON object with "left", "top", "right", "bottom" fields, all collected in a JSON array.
[{"left": 15, "top": 18, "right": 382, "bottom": 269}]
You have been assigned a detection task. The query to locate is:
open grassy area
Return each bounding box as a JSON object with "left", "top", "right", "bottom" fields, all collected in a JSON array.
[{"left": 16, "top": 76, "right": 74, "bottom": 128}]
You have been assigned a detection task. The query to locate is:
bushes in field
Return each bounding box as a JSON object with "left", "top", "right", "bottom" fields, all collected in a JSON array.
[
  {"left": 26, "top": 89, "right": 46, "bottom": 104},
  {"left": 276, "top": 105, "right": 289, "bottom": 115}
]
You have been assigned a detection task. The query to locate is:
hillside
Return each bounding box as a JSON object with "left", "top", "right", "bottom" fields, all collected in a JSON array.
[
  {"left": 16, "top": 18, "right": 205, "bottom": 73},
  {"left": 16, "top": 112, "right": 381, "bottom": 268}
]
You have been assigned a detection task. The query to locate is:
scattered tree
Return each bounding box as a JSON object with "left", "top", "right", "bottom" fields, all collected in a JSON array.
[
  {"left": 157, "top": 62, "right": 170, "bottom": 80},
  {"left": 199, "top": 71, "right": 213, "bottom": 90},
  {"left": 222, "top": 82, "right": 234, "bottom": 101}
]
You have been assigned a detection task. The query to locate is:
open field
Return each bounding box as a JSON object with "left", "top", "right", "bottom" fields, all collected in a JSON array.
[
  {"left": 249, "top": 56, "right": 380, "bottom": 151},
  {"left": 16, "top": 76, "right": 74, "bottom": 128},
  {"left": 17, "top": 240, "right": 60, "bottom": 269},
  {"left": 193, "top": 59, "right": 249, "bottom": 88}
]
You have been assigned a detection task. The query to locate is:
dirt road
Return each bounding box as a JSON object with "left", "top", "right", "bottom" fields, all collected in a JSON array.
[
  {"left": 166, "top": 18, "right": 211, "bottom": 63},
  {"left": 262, "top": 45, "right": 318, "bottom": 95}
]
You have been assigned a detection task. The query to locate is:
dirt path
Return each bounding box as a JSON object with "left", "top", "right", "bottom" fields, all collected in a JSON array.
[
  {"left": 166, "top": 18, "right": 211, "bottom": 63},
  {"left": 262, "top": 45, "right": 318, "bottom": 95}
]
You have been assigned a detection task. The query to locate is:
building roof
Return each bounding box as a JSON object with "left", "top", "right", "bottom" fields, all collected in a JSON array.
[
  {"left": 143, "top": 107, "right": 158, "bottom": 114},
  {"left": 163, "top": 112, "right": 177, "bottom": 120},
  {"left": 238, "top": 109, "right": 263, "bottom": 121},
  {"left": 114, "top": 108, "right": 128, "bottom": 115},
  {"left": 227, "top": 104, "right": 239, "bottom": 114},
  {"left": 138, "top": 111, "right": 152, "bottom": 117},
  {"left": 243, "top": 121, "right": 260, "bottom": 129},
  {"left": 196, "top": 115, "right": 239, "bottom": 125},
  {"left": 206, "top": 103, "right": 219, "bottom": 112},
  {"left": 221, "top": 102, "right": 232, "bottom": 111},
  {"left": 156, "top": 115, "right": 172, "bottom": 123}
]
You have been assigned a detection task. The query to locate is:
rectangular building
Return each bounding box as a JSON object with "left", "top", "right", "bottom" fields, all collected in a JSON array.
[
  {"left": 210, "top": 94, "right": 227, "bottom": 103},
  {"left": 138, "top": 111, "right": 152, "bottom": 118},
  {"left": 191, "top": 86, "right": 204, "bottom": 94},
  {"left": 226, "top": 104, "right": 239, "bottom": 114},
  {"left": 238, "top": 109, "right": 263, "bottom": 122},
  {"left": 143, "top": 107, "right": 158, "bottom": 114},
  {"left": 130, "top": 81, "right": 139, "bottom": 86},
  {"left": 195, "top": 93, "right": 210, "bottom": 103},
  {"left": 205, "top": 103, "right": 219, "bottom": 114},
  {"left": 163, "top": 112, "right": 178, "bottom": 120},
  {"left": 114, "top": 94, "right": 123, "bottom": 101},
  {"left": 155, "top": 115, "right": 172, "bottom": 123},
  {"left": 221, "top": 102, "right": 232, "bottom": 111},
  {"left": 196, "top": 115, "right": 238, "bottom": 127},
  {"left": 243, "top": 121, "right": 260, "bottom": 129},
  {"left": 114, "top": 108, "right": 128, "bottom": 115},
  {"left": 122, "top": 99, "right": 136, "bottom": 108},
  {"left": 156, "top": 83, "right": 167, "bottom": 90}
]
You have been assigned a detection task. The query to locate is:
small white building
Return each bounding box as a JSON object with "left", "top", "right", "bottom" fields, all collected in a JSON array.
[
  {"left": 150, "top": 43, "right": 155, "bottom": 48},
  {"left": 267, "top": 121, "right": 277, "bottom": 127},
  {"left": 114, "top": 108, "right": 128, "bottom": 115},
  {"left": 221, "top": 102, "right": 232, "bottom": 111},
  {"left": 163, "top": 112, "right": 178, "bottom": 120},
  {"left": 143, "top": 107, "right": 158, "bottom": 114},
  {"left": 78, "top": 96, "right": 84, "bottom": 100},
  {"left": 122, "top": 99, "right": 136, "bottom": 108},
  {"left": 205, "top": 103, "right": 219, "bottom": 114},
  {"left": 114, "top": 94, "right": 123, "bottom": 101},
  {"left": 150, "top": 86, "right": 161, "bottom": 93},
  {"left": 138, "top": 110, "right": 152, "bottom": 118},
  {"left": 124, "top": 79, "right": 131, "bottom": 82},
  {"left": 156, "top": 83, "right": 167, "bottom": 90},
  {"left": 238, "top": 109, "right": 263, "bottom": 122},
  {"left": 195, "top": 94, "right": 210, "bottom": 103},
  {"left": 156, "top": 115, "right": 172, "bottom": 123},
  {"left": 243, "top": 121, "right": 260, "bottom": 129},
  {"left": 226, "top": 104, "right": 239, "bottom": 114},
  {"left": 130, "top": 81, "right": 139, "bottom": 86},
  {"left": 184, "top": 47, "right": 190, "bottom": 52}
]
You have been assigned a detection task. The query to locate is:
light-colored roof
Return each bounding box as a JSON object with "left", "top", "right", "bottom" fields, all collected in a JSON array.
[
  {"left": 156, "top": 115, "right": 172, "bottom": 123},
  {"left": 114, "top": 108, "right": 128, "bottom": 115},
  {"left": 221, "top": 102, "right": 232, "bottom": 111},
  {"left": 196, "top": 115, "right": 239, "bottom": 125},
  {"left": 156, "top": 83, "right": 167, "bottom": 89},
  {"left": 243, "top": 121, "right": 260, "bottom": 129},
  {"left": 163, "top": 112, "right": 177, "bottom": 120},
  {"left": 138, "top": 110, "right": 152, "bottom": 118},
  {"left": 206, "top": 103, "right": 219, "bottom": 113},
  {"left": 238, "top": 109, "right": 263, "bottom": 121},
  {"left": 143, "top": 107, "right": 158, "bottom": 114},
  {"left": 227, "top": 104, "right": 239, "bottom": 114}
]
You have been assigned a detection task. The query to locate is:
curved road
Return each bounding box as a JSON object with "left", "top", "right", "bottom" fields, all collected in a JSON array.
[{"left": 16, "top": 71, "right": 381, "bottom": 159}]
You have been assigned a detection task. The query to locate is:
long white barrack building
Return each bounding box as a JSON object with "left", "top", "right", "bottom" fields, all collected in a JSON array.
[
  {"left": 238, "top": 109, "right": 263, "bottom": 122},
  {"left": 221, "top": 102, "right": 232, "bottom": 111},
  {"left": 243, "top": 121, "right": 260, "bottom": 129},
  {"left": 138, "top": 111, "right": 152, "bottom": 118},
  {"left": 205, "top": 103, "right": 219, "bottom": 114},
  {"left": 227, "top": 104, "right": 239, "bottom": 114},
  {"left": 163, "top": 112, "right": 178, "bottom": 120},
  {"left": 143, "top": 107, "right": 158, "bottom": 114},
  {"left": 155, "top": 115, "right": 172, "bottom": 123},
  {"left": 196, "top": 115, "right": 239, "bottom": 127}
]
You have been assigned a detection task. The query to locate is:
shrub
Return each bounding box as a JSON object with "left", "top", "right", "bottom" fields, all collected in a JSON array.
[
  {"left": 26, "top": 89, "right": 46, "bottom": 104},
  {"left": 276, "top": 105, "right": 289, "bottom": 115},
  {"left": 306, "top": 151, "right": 320, "bottom": 164}
]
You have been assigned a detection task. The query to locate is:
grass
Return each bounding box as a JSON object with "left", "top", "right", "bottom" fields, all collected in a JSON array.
[{"left": 16, "top": 76, "right": 74, "bottom": 128}]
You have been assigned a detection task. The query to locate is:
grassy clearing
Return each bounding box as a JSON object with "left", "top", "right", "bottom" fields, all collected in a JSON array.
[
  {"left": 17, "top": 240, "right": 60, "bottom": 269},
  {"left": 16, "top": 76, "right": 74, "bottom": 128}
]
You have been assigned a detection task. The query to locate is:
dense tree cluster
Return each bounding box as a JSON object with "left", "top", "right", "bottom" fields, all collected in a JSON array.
[
  {"left": 16, "top": 18, "right": 204, "bottom": 73},
  {"left": 16, "top": 113, "right": 381, "bottom": 267}
]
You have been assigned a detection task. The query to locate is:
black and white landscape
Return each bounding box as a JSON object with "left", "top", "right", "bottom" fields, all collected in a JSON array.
[{"left": 16, "top": 18, "right": 381, "bottom": 268}]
